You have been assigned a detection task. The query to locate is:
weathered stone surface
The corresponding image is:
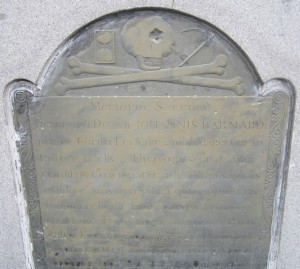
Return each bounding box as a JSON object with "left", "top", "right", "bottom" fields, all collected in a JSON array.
[
  {"left": 6, "top": 9, "right": 295, "bottom": 269},
  {"left": 1, "top": 2, "right": 299, "bottom": 269}
]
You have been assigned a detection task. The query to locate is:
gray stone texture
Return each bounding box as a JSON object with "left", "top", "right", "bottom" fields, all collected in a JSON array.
[{"left": 0, "top": 0, "right": 299, "bottom": 268}]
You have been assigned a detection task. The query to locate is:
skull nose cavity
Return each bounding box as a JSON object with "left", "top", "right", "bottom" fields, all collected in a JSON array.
[{"left": 149, "top": 28, "right": 164, "bottom": 44}]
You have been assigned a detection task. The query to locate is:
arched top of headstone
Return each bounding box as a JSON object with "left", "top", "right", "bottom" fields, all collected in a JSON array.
[{"left": 34, "top": 8, "right": 262, "bottom": 97}]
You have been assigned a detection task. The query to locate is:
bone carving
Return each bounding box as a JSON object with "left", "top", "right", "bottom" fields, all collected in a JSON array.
[
  {"left": 54, "top": 17, "right": 247, "bottom": 96},
  {"left": 121, "top": 16, "right": 175, "bottom": 71},
  {"left": 55, "top": 55, "right": 245, "bottom": 96}
]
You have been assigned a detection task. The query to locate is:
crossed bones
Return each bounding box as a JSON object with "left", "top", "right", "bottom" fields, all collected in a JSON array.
[{"left": 54, "top": 55, "right": 246, "bottom": 96}]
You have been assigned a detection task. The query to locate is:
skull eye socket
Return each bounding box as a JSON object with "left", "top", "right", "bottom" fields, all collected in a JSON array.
[{"left": 149, "top": 28, "right": 164, "bottom": 44}]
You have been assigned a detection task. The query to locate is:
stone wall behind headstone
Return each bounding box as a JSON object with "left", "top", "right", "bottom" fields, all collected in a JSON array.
[{"left": 0, "top": 1, "right": 299, "bottom": 268}]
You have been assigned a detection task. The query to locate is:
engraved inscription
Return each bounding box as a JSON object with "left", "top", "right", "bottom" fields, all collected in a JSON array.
[{"left": 28, "top": 97, "right": 274, "bottom": 269}]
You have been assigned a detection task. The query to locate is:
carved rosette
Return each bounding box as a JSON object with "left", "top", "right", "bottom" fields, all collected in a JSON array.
[
  {"left": 12, "top": 89, "right": 47, "bottom": 269},
  {"left": 254, "top": 90, "right": 289, "bottom": 268}
]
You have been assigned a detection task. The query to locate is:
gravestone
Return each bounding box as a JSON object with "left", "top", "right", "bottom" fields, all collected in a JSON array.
[{"left": 6, "top": 8, "right": 294, "bottom": 269}]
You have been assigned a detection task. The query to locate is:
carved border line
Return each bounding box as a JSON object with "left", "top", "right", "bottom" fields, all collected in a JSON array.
[
  {"left": 255, "top": 91, "right": 288, "bottom": 268},
  {"left": 12, "top": 90, "right": 47, "bottom": 269}
]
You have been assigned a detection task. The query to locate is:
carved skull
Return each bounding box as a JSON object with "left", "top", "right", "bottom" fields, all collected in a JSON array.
[{"left": 121, "top": 16, "right": 175, "bottom": 70}]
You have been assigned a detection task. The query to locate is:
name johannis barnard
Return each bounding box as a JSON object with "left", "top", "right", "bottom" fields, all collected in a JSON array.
[{"left": 137, "top": 120, "right": 265, "bottom": 129}]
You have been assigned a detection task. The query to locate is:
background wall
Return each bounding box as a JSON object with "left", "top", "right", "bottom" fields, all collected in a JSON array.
[{"left": 0, "top": 1, "right": 299, "bottom": 268}]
